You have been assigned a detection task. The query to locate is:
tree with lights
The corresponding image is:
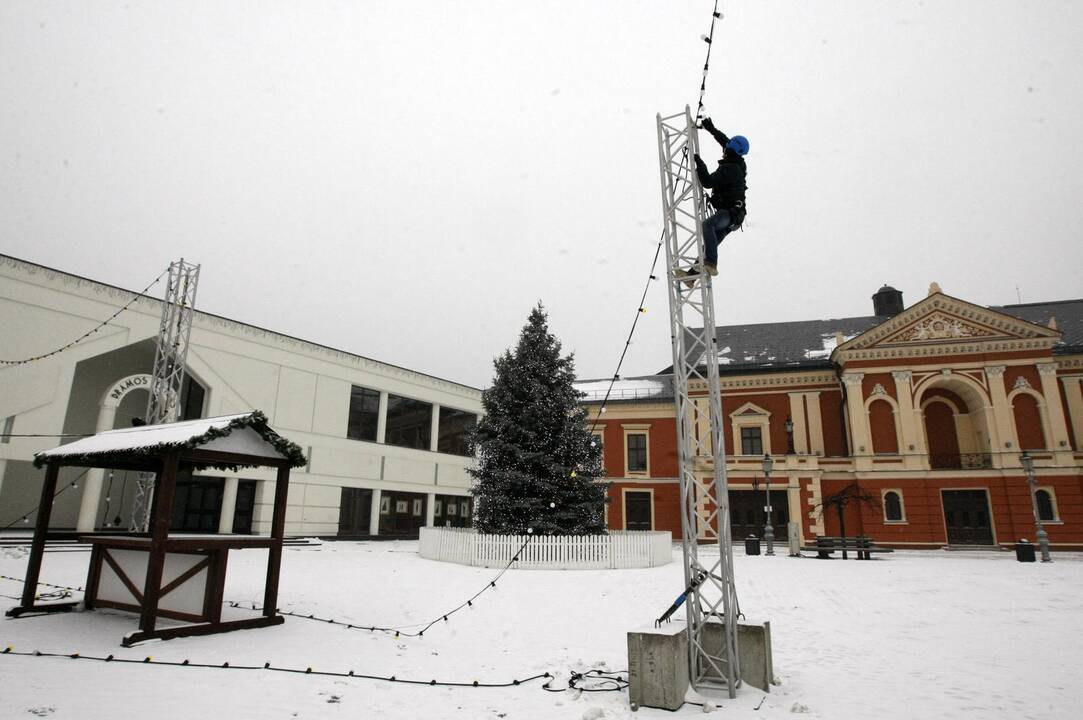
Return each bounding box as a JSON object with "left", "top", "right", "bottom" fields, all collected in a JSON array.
[{"left": 469, "top": 303, "right": 607, "bottom": 535}]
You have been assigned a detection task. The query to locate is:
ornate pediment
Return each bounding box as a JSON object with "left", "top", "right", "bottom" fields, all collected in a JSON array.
[
  {"left": 879, "top": 311, "right": 1004, "bottom": 344},
  {"left": 834, "top": 292, "right": 1060, "bottom": 362}
]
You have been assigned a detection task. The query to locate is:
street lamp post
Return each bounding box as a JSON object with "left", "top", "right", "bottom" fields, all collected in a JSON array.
[
  {"left": 762, "top": 454, "right": 775, "bottom": 556},
  {"left": 1020, "top": 453, "right": 1052, "bottom": 562}
]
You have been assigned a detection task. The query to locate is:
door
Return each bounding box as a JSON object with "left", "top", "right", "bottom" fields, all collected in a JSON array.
[
  {"left": 729, "top": 489, "right": 788, "bottom": 540},
  {"left": 338, "top": 487, "right": 373, "bottom": 536},
  {"left": 941, "top": 490, "right": 994, "bottom": 545},
  {"left": 232, "top": 480, "right": 257, "bottom": 534},
  {"left": 624, "top": 491, "right": 652, "bottom": 530}
]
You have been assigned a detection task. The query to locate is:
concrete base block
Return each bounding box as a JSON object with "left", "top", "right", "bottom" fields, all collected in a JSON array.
[
  {"left": 703, "top": 620, "right": 775, "bottom": 692},
  {"left": 627, "top": 623, "right": 689, "bottom": 711},
  {"left": 628, "top": 619, "right": 775, "bottom": 710}
]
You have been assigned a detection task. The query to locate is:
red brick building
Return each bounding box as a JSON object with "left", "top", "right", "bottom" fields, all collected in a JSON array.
[{"left": 577, "top": 284, "right": 1083, "bottom": 549}]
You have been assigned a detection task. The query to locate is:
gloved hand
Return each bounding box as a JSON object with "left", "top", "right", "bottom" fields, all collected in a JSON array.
[
  {"left": 702, "top": 117, "right": 716, "bottom": 132},
  {"left": 693, "top": 153, "right": 701, "bottom": 163}
]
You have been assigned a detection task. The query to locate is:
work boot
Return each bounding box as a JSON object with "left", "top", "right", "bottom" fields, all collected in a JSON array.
[
  {"left": 674, "top": 269, "right": 695, "bottom": 290},
  {"left": 706, "top": 262, "right": 718, "bottom": 276}
]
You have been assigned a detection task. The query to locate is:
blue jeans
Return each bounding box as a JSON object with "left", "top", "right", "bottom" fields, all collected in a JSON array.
[{"left": 703, "top": 209, "right": 732, "bottom": 266}]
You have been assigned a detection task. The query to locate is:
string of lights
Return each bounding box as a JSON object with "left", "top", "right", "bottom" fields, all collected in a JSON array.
[
  {"left": 1, "top": 471, "right": 89, "bottom": 531},
  {"left": 228, "top": 536, "right": 533, "bottom": 639},
  {"left": 0, "top": 647, "right": 552, "bottom": 689},
  {"left": 0, "top": 575, "right": 83, "bottom": 593},
  {"left": 695, "top": 0, "right": 723, "bottom": 124},
  {"left": 586, "top": 3, "right": 723, "bottom": 436},
  {"left": 0, "top": 267, "right": 168, "bottom": 366},
  {"left": 541, "top": 668, "right": 630, "bottom": 693}
]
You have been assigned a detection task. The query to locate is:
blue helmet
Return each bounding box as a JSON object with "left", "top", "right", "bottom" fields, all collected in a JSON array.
[{"left": 726, "top": 135, "right": 750, "bottom": 156}]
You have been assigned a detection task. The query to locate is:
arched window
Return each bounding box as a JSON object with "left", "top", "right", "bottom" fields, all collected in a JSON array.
[
  {"left": 1035, "top": 489, "right": 1056, "bottom": 522},
  {"left": 868, "top": 399, "right": 899, "bottom": 454},
  {"left": 1012, "top": 393, "right": 1046, "bottom": 450},
  {"left": 883, "top": 490, "right": 904, "bottom": 522}
]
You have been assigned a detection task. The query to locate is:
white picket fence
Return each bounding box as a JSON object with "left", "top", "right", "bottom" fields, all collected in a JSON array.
[{"left": 419, "top": 527, "right": 673, "bottom": 570}]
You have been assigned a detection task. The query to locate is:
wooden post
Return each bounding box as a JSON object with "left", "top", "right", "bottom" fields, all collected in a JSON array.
[
  {"left": 139, "top": 454, "right": 179, "bottom": 634},
  {"left": 262, "top": 464, "right": 290, "bottom": 617},
  {"left": 20, "top": 463, "right": 60, "bottom": 608}
]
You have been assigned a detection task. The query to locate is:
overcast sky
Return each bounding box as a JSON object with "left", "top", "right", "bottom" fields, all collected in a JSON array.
[{"left": 3, "top": 1, "right": 1081, "bottom": 389}]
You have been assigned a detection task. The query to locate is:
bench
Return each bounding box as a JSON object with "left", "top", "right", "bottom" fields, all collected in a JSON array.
[{"left": 800, "top": 535, "right": 894, "bottom": 560}]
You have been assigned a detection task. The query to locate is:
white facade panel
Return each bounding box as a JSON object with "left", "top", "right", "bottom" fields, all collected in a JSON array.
[{"left": 0, "top": 255, "right": 482, "bottom": 538}]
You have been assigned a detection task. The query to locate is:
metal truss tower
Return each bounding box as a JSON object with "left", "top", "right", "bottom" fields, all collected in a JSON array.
[
  {"left": 130, "top": 258, "right": 200, "bottom": 531},
  {"left": 656, "top": 108, "right": 740, "bottom": 698}
]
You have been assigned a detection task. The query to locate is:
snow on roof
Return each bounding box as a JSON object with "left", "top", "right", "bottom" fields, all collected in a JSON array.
[
  {"left": 34, "top": 411, "right": 307, "bottom": 469},
  {"left": 575, "top": 377, "right": 672, "bottom": 402}
]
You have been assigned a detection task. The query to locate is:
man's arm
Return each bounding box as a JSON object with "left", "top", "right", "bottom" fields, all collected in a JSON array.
[
  {"left": 701, "top": 117, "right": 730, "bottom": 149},
  {"left": 693, "top": 154, "right": 712, "bottom": 186}
]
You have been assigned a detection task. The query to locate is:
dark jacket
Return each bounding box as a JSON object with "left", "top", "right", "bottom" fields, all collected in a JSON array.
[{"left": 694, "top": 126, "right": 747, "bottom": 212}]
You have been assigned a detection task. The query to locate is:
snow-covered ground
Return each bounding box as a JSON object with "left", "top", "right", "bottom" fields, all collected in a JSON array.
[{"left": 2, "top": 541, "right": 1081, "bottom": 719}]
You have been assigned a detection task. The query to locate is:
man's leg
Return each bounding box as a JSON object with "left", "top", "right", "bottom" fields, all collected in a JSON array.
[{"left": 704, "top": 210, "right": 731, "bottom": 270}]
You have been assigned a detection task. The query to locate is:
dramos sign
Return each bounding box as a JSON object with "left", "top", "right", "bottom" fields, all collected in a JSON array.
[{"left": 104, "top": 374, "right": 153, "bottom": 406}]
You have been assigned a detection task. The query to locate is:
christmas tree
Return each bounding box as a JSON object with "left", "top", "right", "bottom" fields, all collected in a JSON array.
[{"left": 470, "top": 303, "right": 608, "bottom": 535}]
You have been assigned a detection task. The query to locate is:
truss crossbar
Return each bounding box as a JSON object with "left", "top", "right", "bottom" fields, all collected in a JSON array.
[
  {"left": 130, "top": 258, "right": 200, "bottom": 531},
  {"left": 656, "top": 108, "right": 739, "bottom": 698}
]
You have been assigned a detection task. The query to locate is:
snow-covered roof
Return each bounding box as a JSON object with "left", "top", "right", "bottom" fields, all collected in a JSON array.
[
  {"left": 575, "top": 376, "right": 673, "bottom": 403},
  {"left": 34, "top": 411, "right": 307, "bottom": 470}
]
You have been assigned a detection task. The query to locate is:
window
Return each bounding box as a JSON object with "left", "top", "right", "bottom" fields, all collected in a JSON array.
[
  {"left": 1, "top": 416, "right": 13, "bottom": 444},
  {"left": 447, "top": 502, "right": 457, "bottom": 517},
  {"left": 1036, "top": 489, "right": 1057, "bottom": 522},
  {"left": 741, "top": 427, "right": 763, "bottom": 456},
  {"left": 627, "top": 433, "right": 647, "bottom": 473},
  {"left": 347, "top": 386, "right": 381, "bottom": 442},
  {"left": 434, "top": 499, "right": 443, "bottom": 515},
  {"left": 380, "top": 496, "right": 390, "bottom": 514},
  {"left": 883, "top": 490, "right": 904, "bottom": 522},
  {"left": 385, "top": 394, "right": 433, "bottom": 450},
  {"left": 438, "top": 407, "right": 476, "bottom": 456},
  {"left": 461, "top": 501, "right": 471, "bottom": 518},
  {"left": 412, "top": 498, "right": 423, "bottom": 516}
]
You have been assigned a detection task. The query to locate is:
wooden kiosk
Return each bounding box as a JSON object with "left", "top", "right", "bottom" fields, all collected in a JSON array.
[{"left": 5, "top": 411, "right": 307, "bottom": 646}]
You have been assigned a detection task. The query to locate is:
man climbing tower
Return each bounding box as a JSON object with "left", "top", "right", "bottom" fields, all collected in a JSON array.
[{"left": 677, "top": 117, "right": 748, "bottom": 285}]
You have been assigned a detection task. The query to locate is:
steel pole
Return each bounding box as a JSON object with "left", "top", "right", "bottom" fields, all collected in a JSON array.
[
  {"left": 763, "top": 467, "right": 775, "bottom": 555},
  {"left": 1024, "top": 464, "right": 1052, "bottom": 562}
]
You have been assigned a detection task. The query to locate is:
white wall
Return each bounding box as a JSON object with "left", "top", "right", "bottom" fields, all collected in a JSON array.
[{"left": 0, "top": 255, "right": 481, "bottom": 535}]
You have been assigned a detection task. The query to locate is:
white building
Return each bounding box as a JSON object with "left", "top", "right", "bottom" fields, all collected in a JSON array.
[{"left": 0, "top": 254, "right": 481, "bottom": 537}]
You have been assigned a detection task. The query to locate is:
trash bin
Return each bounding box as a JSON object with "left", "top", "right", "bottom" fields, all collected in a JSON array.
[
  {"left": 1015, "top": 539, "right": 1036, "bottom": 563},
  {"left": 745, "top": 536, "right": 761, "bottom": 556}
]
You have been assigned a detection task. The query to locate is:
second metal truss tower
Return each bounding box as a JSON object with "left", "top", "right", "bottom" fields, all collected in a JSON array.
[
  {"left": 656, "top": 107, "right": 740, "bottom": 698},
  {"left": 129, "top": 258, "right": 200, "bottom": 531}
]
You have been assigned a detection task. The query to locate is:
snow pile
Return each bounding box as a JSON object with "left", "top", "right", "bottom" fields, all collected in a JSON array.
[{"left": 2, "top": 543, "right": 1082, "bottom": 718}]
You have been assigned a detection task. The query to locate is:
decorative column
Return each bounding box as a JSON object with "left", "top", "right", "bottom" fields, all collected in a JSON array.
[
  {"left": 76, "top": 404, "right": 120, "bottom": 532},
  {"left": 804, "top": 392, "right": 825, "bottom": 455},
  {"left": 1037, "top": 363, "right": 1072, "bottom": 464},
  {"left": 891, "top": 371, "right": 924, "bottom": 468},
  {"left": 1062, "top": 376, "right": 1083, "bottom": 450},
  {"left": 425, "top": 492, "right": 437, "bottom": 527},
  {"left": 429, "top": 404, "right": 441, "bottom": 452},
  {"left": 842, "top": 373, "right": 870, "bottom": 468},
  {"left": 984, "top": 366, "right": 1014, "bottom": 467},
  {"left": 369, "top": 488, "right": 382, "bottom": 536},
  {"left": 375, "top": 392, "right": 389, "bottom": 444},
  {"left": 218, "top": 477, "right": 239, "bottom": 534},
  {"left": 787, "top": 393, "right": 809, "bottom": 454}
]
